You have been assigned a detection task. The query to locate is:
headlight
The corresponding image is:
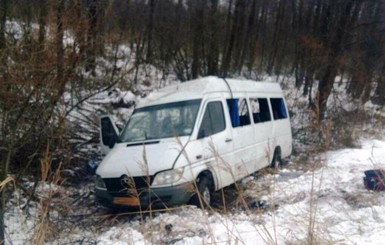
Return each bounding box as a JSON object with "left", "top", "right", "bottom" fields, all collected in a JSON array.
[
  {"left": 152, "top": 168, "right": 184, "bottom": 186},
  {"left": 95, "top": 174, "right": 107, "bottom": 189}
]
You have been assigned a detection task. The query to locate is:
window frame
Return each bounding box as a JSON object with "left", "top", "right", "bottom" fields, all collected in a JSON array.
[
  {"left": 270, "top": 97, "right": 288, "bottom": 120},
  {"left": 227, "top": 98, "right": 252, "bottom": 128},
  {"left": 249, "top": 97, "right": 272, "bottom": 123}
]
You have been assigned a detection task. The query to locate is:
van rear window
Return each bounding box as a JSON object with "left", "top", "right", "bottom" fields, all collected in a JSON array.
[{"left": 270, "top": 98, "right": 288, "bottom": 120}]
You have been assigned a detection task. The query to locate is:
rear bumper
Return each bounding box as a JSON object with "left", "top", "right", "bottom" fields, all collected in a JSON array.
[{"left": 95, "top": 182, "right": 195, "bottom": 209}]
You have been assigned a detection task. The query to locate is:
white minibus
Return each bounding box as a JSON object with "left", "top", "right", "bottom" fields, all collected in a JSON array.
[{"left": 95, "top": 76, "right": 292, "bottom": 208}]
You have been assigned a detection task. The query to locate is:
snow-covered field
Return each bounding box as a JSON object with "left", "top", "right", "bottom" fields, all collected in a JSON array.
[{"left": 94, "top": 138, "right": 385, "bottom": 245}]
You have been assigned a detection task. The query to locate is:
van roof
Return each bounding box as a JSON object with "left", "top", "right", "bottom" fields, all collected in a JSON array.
[{"left": 138, "top": 76, "right": 282, "bottom": 108}]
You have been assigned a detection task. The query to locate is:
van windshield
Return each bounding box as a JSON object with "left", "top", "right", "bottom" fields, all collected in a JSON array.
[{"left": 120, "top": 99, "right": 201, "bottom": 142}]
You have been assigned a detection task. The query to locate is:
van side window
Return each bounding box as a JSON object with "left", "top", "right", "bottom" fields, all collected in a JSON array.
[
  {"left": 227, "top": 99, "right": 251, "bottom": 127},
  {"left": 198, "top": 101, "right": 226, "bottom": 139},
  {"left": 270, "top": 98, "right": 288, "bottom": 120},
  {"left": 250, "top": 98, "right": 271, "bottom": 123},
  {"left": 238, "top": 99, "right": 251, "bottom": 126}
]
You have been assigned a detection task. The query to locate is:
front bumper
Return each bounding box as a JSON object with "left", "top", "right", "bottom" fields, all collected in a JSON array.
[{"left": 95, "top": 182, "right": 195, "bottom": 209}]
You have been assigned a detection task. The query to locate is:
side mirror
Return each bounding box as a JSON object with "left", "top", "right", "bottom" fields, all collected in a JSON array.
[{"left": 100, "top": 116, "right": 120, "bottom": 155}]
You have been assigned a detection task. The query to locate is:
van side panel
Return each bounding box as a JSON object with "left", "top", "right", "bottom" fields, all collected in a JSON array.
[
  {"left": 218, "top": 92, "right": 293, "bottom": 182},
  {"left": 248, "top": 97, "right": 274, "bottom": 172},
  {"left": 274, "top": 118, "right": 292, "bottom": 158},
  {"left": 225, "top": 98, "right": 256, "bottom": 179},
  {"left": 253, "top": 120, "right": 274, "bottom": 169}
]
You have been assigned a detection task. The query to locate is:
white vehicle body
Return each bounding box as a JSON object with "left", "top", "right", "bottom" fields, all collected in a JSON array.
[{"left": 95, "top": 76, "right": 292, "bottom": 208}]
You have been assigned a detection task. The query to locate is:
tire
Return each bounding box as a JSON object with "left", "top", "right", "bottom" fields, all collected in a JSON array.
[
  {"left": 189, "top": 175, "right": 213, "bottom": 209},
  {"left": 271, "top": 148, "right": 282, "bottom": 168}
]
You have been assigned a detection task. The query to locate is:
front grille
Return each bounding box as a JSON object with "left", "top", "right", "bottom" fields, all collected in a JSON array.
[{"left": 103, "top": 176, "right": 154, "bottom": 193}]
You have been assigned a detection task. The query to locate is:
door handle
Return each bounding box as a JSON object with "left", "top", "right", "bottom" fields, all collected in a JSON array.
[{"left": 225, "top": 138, "right": 232, "bottom": 143}]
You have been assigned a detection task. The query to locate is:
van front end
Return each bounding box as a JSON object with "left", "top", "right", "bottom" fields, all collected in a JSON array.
[
  {"left": 96, "top": 98, "right": 203, "bottom": 209},
  {"left": 95, "top": 174, "right": 195, "bottom": 208},
  {"left": 94, "top": 137, "right": 199, "bottom": 209}
]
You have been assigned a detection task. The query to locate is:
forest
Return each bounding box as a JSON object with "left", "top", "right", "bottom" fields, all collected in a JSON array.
[{"left": 0, "top": 0, "right": 385, "bottom": 243}]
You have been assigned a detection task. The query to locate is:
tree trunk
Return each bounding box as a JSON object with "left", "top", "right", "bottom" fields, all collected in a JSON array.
[
  {"left": 258, "top": 0, "right": 268, "bottom": 72},
  {"left": 86, "top": 0, "right": 98, "bottom": 71},
  {"left": 239, "top": 0, "right": 257, "bottom": 75},
  {"left": 221, "top": 0, "right": 241, "bottom": 77},
  {"left": 37, "top": 0, "right": 47, "bottom": 51},
  {"left": 146, "top": 0, "right": 155, "bottom": 63},
  {"left": 0, "top": 0, "right": 7, "bottom": 50},
  {"left": 191, "top": 0, "right": 205, "bottom": 79},
  {"left": 373, "top": 61, "right": 385, "bottom": 105},
  {"left": 246, "top": 0, "right": 264, "bottom": 74},
  {"left": 0, "top": 149, "right": 11, "bottom": 244},
  {"left": 267, "top": 0, "right": 286, "bottom": 75},
  {"left": 293, "top": 0, "right": 305, "bottom": 88},
  {"left": 207, "top": 0, "right": 219, "bottom": 76},
  {"left": 318, "top": 0, "right": 356, "bottom": 120},
  {"left": 232, "top": 0, "right": 247, "bottom": 74},
  {"left": 57, "top": 0, "right": 64, "bottom": 88},
  {"left": 0, "top": 1, "right": 9, "bottom": 240},
  {"left": 318, "top": 60, "right": 337, "bottom": 120}
]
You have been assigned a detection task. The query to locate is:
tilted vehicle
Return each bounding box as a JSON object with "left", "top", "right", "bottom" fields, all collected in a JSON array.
[{"left": 95, "top": 76, "right": 292, "bottom": 208}]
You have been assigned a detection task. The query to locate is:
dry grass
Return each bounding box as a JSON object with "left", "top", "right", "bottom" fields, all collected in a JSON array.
[
  {"left": 0, "top": 176, "right": 15, "bottom": 192},
  {"left": 33, "top": 145, "right": 63, "bottom": 245}
]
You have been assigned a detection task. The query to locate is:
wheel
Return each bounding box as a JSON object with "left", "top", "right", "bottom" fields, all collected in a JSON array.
[
  {"left": 189, "top": 175, "right": 213, "bottom": 209},
  {"left": 271, "top": 148, "right": 282, "bottom": 168}
]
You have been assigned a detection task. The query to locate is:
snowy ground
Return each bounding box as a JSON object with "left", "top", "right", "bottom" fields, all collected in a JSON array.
[
  {"left": 94, "top": 138, "right": 385, "bottom": 245},
  {"left": 4, "top": 75, "right": 385, "bottom": 244}
]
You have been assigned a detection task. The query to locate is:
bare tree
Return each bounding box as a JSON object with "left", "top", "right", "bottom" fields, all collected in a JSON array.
[
  {"left": 318, "top": 0, "right": 361, "bottom": 120},
  {"left": 191, "top": 0, "right": 205, "bottom": 79}
]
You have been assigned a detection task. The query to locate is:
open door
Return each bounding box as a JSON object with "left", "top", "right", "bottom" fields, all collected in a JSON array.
[{"left": 100, "top": 115, "right": 120, "bottom": 156}]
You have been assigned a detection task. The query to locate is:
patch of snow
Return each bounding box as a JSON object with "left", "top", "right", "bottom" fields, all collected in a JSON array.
[{"left": 90, "top": 139, "right": 385, "bottom": 244}]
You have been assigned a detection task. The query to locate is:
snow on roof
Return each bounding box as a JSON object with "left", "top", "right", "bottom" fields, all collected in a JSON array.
[{"left": 138, "top": 76, "right": 282, "bottom": 108}]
